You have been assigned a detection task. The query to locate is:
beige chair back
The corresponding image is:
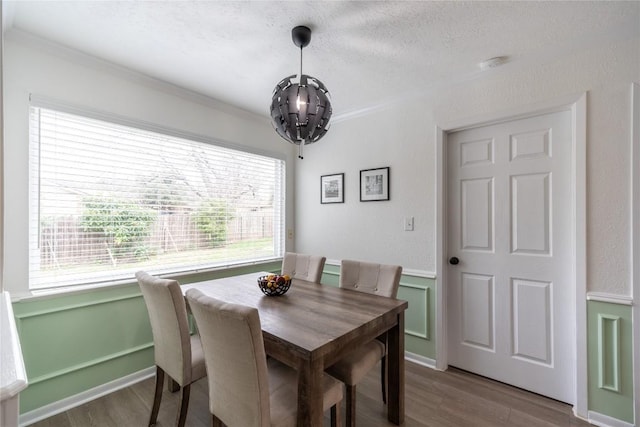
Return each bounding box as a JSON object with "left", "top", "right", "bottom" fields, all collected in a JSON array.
[
  {"left": 339, "top": 260, "right": 402, "bottom": 298},
  {"left": 186, "top": 288, "right": 271, "bottom": 427},
  {"left": 136, "top": 271, "right": 192, "bottom": 386},
  {"left": 281, "top": 252, "right": 326, "bottom": 283}
]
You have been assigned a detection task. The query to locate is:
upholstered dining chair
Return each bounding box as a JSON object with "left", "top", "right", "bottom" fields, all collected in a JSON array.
[
  {"left": 136, "top": 271, "right": 206, "bottom": 427},
  {"left": 326, "top": 260, "right": 402, "bottom": 427},
  {"left": 281, "top": 252, "right": 326, "bottom": 283},
  {"left": 185, "top": 288, "right": 343, "bottom": 427}
]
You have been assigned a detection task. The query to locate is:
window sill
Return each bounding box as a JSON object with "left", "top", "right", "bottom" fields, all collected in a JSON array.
[{"left": 12, "top": 258, "right": 282, "bottom": 303}]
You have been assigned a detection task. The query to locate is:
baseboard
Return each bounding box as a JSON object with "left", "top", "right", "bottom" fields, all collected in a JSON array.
[
  {"left": 19, "top": 367, "right": 155, "bottom": 426},
  {"left": 405, "top": 351, "right": 437, "bottom": 370},
  {"left": 588, "top": 410, "right": 635, "bottom": 427}
]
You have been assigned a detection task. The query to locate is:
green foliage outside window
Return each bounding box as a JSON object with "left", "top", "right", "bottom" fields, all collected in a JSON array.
[
  {"left": 81, "top": 197, "right": 155, "bottom": 261},
  {"left": 194, "top": 199, "right": 231, "bottom": 247}
]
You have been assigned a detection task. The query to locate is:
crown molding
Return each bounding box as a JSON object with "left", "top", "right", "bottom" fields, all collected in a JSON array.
[
  {"left": 331, "top": 65, "right": 495, "bottom": 124},
  {"left": 5, "top": 28, "right": 271, "bottom": 126}
]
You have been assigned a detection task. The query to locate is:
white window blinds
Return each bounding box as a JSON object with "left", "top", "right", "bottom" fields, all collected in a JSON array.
[{"left": 29, "top": 106, "right": 285, "bottom": 290}]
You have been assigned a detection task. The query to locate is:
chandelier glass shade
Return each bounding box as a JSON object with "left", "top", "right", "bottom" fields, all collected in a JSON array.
[{"left": 270, "top": 26, "right": 332, "bottom": 159}]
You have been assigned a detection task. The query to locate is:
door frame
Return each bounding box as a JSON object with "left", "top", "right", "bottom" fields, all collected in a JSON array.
[
  {"left": 631, "top": 82, "right": 639, "bottom": 426},
  {"left": 434, "top": 93, "right": 587, "bottom": 418}
]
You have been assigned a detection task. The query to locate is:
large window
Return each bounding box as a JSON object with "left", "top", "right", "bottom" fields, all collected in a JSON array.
[{"left": 29, "top": 105, "right": 285, "bottom": 290}]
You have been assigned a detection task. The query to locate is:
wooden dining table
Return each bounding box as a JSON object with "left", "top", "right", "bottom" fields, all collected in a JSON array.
[{"left": 181, "top": 272, "right": 408, "bottom": 427}]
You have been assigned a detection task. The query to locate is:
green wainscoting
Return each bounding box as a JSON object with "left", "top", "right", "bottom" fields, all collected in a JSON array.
[
  {"left": 13, "top": 283, "right": 154, "bottom": 414},
  {"left": 587, "top": 300, "right": 634, "bottom": 424},
  {"left": 321, "top": 263, "right": 436, "bottom": 360},
  {"left": 13, "top": 261, "right": 281, "bottom": 415},
  {"left": 397, "top": 274, "right": 436, "bottom": 360},
  {"left": 15, "top": 263, "right": 635, "bottom": 424},
  {"left": 319, "top": 263, "right": 341, "bottom": 287}
]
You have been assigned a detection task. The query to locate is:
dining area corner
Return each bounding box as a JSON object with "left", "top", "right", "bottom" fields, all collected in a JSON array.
[{"left": 137, "top": 255, "right": 407, "bottom": 427}]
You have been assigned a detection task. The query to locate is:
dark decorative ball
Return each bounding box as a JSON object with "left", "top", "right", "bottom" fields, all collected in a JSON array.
[{"left": 270, "top": 74, "right": 332, "bottom": 145}]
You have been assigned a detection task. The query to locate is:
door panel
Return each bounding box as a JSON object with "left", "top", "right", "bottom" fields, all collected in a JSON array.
[
  {"left": 461, "top": 273, "right": 495, "bottom": 350},
  {"left": 511, "top": 278, "right": 551, "bottom": 364},
  {"left": 461, "top": 138, "right": 494, "bottom": 166},
  {"left": 461, "top": 178, "right": 494, "bottom": 251},
  {"left": 510, "top": 128, "right": 551, "bottom": 161},
  {"left": 511, "top": 173, "right": 550, "bottom": 254},
  {"left": 447, "top": 111, "right": 574, "bottom": 403}
]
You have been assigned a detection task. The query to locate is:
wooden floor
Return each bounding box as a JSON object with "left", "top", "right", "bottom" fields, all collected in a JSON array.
[{"left": 30, "top": 361, "right": 591, "bottom": 427}]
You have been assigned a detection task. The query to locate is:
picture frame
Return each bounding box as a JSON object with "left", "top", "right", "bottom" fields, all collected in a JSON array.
[
  {"left": 360, "top": 167, "right": 390, "bottom": 202},
  {"left": 320, "top": 173, "right": 344, "bottom": 204}
]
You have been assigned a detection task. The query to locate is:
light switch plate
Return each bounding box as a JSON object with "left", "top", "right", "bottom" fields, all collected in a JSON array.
[{"left": 404, "top": 217, "right": 414, "bottom": 231}]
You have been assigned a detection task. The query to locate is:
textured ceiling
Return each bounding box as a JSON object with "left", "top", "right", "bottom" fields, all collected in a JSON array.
[{"left": 3, "top": 1, "right": 639, "bottom": 120}]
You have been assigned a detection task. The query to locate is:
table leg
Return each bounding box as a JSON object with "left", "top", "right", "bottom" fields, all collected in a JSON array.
[
  {"left": 387, "top": 312, "right": 405, "bottom": 425},
  {"left": 297, "top": 357, "right": 324, "bottom": 426}
]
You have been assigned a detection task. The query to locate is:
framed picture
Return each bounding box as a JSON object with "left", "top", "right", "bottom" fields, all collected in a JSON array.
[
  {"left": 360, "top": 167, "right": 390, "bottom": 201},
  {"left": 320, "top": 173, "right": 344, "bottom": 204}
]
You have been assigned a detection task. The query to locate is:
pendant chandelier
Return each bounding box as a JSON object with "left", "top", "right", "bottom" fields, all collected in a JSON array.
[{"left": 270, "top": 25, "right": 332, "bottom": 159}]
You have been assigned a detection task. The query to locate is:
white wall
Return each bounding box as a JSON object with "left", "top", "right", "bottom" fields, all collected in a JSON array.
[
  {"left": 2, "top": 34, "right": 296, "bottom": 296},
  {"left": 296, "top": 37, "right": 639, "bottom": 295},
  {"left": 0, "top": 8, "right": 5, "bottom": 293},
  {"left": 4, "top": 31, "right": 638, "bottom": 297}
]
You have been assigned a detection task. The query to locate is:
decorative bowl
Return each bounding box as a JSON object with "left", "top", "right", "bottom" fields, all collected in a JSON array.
[{"left": 258, "top": 274, "right": 292, "bottom": 296}]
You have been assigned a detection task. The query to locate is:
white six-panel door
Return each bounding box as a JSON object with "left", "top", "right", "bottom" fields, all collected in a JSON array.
[{"left": 446, "top": 110, "right": 574, "bottom": 403}]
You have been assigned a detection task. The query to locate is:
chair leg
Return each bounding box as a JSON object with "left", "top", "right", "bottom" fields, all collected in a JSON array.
[
  {"left": 168, "top": 377, "right": 180, "bottom": 393},
  {"left": 149, "top": 366, "right": 164, "bottom": 426},
  {"left": 345, "top": 384, "right": 356, "bottom": 427},
  {"left": 381, "top": 355, "right": 387, "bottom": 404},
  {"left": 176, "top": 383, "right": 191, "bottom": 427},
  {"left": 331, "top": 400, "right": 342, "bottom": 427},
  {"left": 212, "top": 414, "right": 225, "bottom": 427}
]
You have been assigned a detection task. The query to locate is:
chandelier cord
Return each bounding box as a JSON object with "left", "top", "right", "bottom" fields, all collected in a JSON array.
[
  {"left": 299, "top": 46, "right": 303, "bottom": 79},
  {"left": 298, "top": 45, "right": 305, "bottom": 157}
]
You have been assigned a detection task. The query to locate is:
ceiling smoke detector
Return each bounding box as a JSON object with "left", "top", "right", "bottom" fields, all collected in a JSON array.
[{"left": 479, "top": 56, "right": 509, "bottom": 71}]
